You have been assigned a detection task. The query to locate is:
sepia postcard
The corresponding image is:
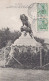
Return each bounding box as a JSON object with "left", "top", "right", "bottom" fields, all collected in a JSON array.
[{"left": 0, "top": 0, "right": 49, "bottom": 81}]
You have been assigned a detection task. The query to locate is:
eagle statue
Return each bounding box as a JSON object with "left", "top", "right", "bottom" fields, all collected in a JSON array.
[{"left": 20, "top": 14, "right": 33, "bottom": 38}]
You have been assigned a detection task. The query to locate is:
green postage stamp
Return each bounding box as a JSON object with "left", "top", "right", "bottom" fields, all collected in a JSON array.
[
  {"left": 37, "top": 3, "right": 48, "bottom": 31},
  {"left": 37, "top": 18, "right": 48, "bottom": 31},
  {"left": 28, "top": 3, "right": 48, "bottom": 31}
]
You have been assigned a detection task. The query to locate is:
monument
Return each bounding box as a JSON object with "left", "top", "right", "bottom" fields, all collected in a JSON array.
[{"left": 5, "top": 14, "right": 42, "bottom": 68}]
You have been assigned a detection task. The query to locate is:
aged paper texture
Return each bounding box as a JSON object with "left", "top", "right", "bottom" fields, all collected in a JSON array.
[{"left": 0, "top": 0, "right": 49, "bottom": 81}]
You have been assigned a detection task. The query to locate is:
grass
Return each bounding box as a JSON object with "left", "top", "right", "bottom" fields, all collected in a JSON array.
[{"left": 0, "top": 68, "right": 49, "bottom": 81}]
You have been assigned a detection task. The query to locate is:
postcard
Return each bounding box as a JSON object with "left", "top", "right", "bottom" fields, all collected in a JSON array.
[{"left": 0, "top": 0, "right": 49, "bottom": 81}]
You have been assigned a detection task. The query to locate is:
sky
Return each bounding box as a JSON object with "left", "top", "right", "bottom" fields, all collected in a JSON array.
[{"left": 0, "top": 0, "right": 49, "bottom": 39}]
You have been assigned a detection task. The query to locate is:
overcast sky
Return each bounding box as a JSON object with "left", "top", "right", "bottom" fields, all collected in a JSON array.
[{"left": 0, "top": 0, "right": 49, "bottom": 39}]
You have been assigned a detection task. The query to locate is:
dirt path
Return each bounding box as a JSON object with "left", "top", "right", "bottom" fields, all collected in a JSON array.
[{"left": 0, "top": 68, "right": 49, "bottom": 81}]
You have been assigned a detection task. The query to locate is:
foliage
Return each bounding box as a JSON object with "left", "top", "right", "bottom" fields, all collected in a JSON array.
[
  {"left": 34, "top": 36, "right": 44, "bottom": 44},
  {"left": 0, "top": 27, "right": 21, "bottom": 48}
]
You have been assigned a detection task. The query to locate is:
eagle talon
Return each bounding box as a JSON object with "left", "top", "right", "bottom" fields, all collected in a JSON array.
[{"left": 24, "top": 32, "right": 27, "bottom": 36}]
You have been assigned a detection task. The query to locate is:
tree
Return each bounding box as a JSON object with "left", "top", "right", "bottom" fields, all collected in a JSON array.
[{"left": 0, "top": 27, "right": 21, "bottom": 49}]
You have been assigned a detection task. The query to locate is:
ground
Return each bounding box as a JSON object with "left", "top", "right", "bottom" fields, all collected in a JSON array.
[{"left": 0, "top": 68, "right": 49, "bottom": 81}]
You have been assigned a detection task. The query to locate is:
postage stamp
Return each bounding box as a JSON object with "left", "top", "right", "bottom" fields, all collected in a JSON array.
[
  {"left": 37, "top": 3, "right": 48, "bottom": 31},
  {"left": 37, "top": 3, "right": 48, "bottom": 17},
  {"left": 28, "top": 3, "right": 48, "bottom": 31},
  {"left": 37, "top": 18, "right": 48, "bottom": 31}
]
